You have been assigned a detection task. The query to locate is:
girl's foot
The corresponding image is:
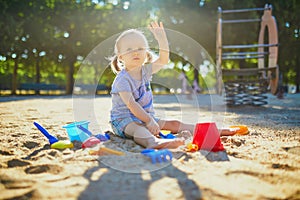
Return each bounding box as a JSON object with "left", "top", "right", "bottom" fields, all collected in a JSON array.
[
  {"left": 219, "top": 128, "right": 240, "bottom": 136},
  {"left": 176, "top": 130, "right": 193, "bottom": 144},
  {"left": 220, "top": 125, "right": 249, "bottom": 136}
]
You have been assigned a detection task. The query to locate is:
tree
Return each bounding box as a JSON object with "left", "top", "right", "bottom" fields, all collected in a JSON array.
[
  {"left": 0, "top": 0, "right": 299, "bottom": 95},
  {"left": 0, "top": 1, "right": 29, "bottom": 94}
]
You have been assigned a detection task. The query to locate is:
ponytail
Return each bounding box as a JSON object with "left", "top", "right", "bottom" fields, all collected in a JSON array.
[
  {"left": 145, "top": 51, "right": 153, "bottom": 64},
  {"left": 110, "top": 55, "right": 122, "bottom": 74}
]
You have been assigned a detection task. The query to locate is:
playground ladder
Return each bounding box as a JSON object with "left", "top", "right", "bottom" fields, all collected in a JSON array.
[{"left": 216, "top": 4, "right": 279, "bottom": 106}]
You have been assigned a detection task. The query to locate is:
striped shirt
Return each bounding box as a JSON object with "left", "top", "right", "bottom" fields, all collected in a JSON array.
[{"left": 110, "top": 64, "right": 154, "bottom": 123}]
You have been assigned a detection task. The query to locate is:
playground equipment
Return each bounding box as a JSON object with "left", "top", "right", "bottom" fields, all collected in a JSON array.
[{"left": 216, "top": 4, "right": 279, "bottom": 106}]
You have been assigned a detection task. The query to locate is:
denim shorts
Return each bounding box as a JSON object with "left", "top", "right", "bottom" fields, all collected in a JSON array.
[{"left": 110, "top": 117, "right": 160, "bottom": 139}]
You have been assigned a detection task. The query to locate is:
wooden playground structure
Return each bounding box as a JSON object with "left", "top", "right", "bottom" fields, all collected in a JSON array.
[{"left": 216, "top": 4, "right": 279, "bottom": 105}]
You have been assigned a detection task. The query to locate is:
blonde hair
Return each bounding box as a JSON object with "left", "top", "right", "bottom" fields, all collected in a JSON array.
[{"left": 110, "top": 29, "right": 153, "bottom": 74}]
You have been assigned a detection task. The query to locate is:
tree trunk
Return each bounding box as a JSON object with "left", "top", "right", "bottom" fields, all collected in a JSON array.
[
  {"left": 296, "top": 64, "right": 300, "bottom": 93},
  {"left": 66, "top": 58, "right": 75, "bottom": 95},
  {"left": 11, "top": 59, "right": 18, "bottom": 95},
  {"left": 193, "top": 68, "right": 201, "bottom": 93},
  {"left": 35, "top": 58, "right": 40, "bottom": 95}
]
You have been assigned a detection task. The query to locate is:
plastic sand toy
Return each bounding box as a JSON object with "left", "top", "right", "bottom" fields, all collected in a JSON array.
[
  {"left": 229, "top": 125, "right": 249, "bottom": 135},
  {"left": 192, "top": 122, "right": 225, "bottom": 152},
  {"left": 94, "top": 133, "right": 110, "bottom": 141},
  {"left": 77, "top": 125, "right": 110, "bottom": 142},
  {"left": 159, "top": 131, "right": 176, "bottom": 139},
  {"left": 82, "top": 136, "right": 101, "bottom": 148},
  {"left": 89, "top": 147, "right": 125, "bottom": 156},
  {"left": 186, "top": 143, "right": 199, "bottom": 152},
  {"left": 141, "top": 149, "right": 173, "bottom": 164},
  {"left": 50, "top": 140, "right": 74, "bottom": 149},
  {"left": 33, "top": 122, "right": 59, "bottom": 144},
  {"left": 62, "top": 121, "right": 90, "bottom": 142},
  {"left": 76, "top": 125, "right": 92, "bottom": 136},
  {"left": 33, "top": 122, "right": 73, "bottom": 150}
]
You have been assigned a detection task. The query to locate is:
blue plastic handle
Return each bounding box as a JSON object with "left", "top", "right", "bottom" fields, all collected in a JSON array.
[
  {"left": 78, "top": 125, "right": 110, "bottom": 141},
  {"left": 33, "top": 122, "right": 58, "bottom": 145},
  {"left": 77, "top": 125, "right": 93, "bottom": 136},
  {"left": 94, "top": 133, "right": 109, "bottom": 141}
]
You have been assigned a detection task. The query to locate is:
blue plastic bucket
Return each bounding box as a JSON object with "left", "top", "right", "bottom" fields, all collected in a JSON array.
[{"left": 63, "top": 121, "right": 90, "bottom": 142}]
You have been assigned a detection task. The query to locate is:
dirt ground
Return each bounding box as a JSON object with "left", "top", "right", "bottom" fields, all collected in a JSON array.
[{"left": 0, "top": 93, "right": 299, "bottom": 200}]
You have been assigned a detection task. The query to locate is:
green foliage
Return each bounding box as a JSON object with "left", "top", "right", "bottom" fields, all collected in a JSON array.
[{"left": 0, "top": 0, "right": 299, "bottom": 93}]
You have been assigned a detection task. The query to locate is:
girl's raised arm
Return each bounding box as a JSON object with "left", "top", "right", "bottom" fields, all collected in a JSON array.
[{"left": 148, "top": 22, "right": 169, "bottom": 74}]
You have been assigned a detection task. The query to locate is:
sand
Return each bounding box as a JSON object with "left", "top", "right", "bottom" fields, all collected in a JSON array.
[{"left": 0, "top": 93, "right": 299, "bottom": 200}]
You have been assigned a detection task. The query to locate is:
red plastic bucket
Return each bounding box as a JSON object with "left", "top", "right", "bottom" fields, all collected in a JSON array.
[{"left": 192, "top": 122, "right": 225, "bottom": 152}]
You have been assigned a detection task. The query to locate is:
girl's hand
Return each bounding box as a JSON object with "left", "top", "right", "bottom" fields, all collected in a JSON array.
[
  {"left": 146, "top": 117, "right": 160, "bottom": 136},
  {"left": 148, "top": 21, "right": 167, "bottom": 44},
  {"left": 148, "top": 21, "right": 169, "bottom": 74}
]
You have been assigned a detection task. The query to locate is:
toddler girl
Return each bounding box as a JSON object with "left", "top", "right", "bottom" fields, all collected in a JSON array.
[{"left": 110, "top": 22, "right": 233, "bottom": 149}]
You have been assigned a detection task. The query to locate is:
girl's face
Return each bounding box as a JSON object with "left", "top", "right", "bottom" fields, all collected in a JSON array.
[{"left": 117, "top": 33, "right": 148, "bottom": 70}]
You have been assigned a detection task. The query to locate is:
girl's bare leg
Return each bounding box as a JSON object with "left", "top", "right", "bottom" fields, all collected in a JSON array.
[
  {"left": 158, "top": 120, "right": 194, "bottom": 133},
  {"left": 124, "top": 122, "right": 184, "bottom": 149},
  {"left": 158, "top": 120, "right": 238, "bottom": 136}
]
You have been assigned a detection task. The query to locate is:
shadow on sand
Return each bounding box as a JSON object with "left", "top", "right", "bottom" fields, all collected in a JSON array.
[
  {"left": 78, "top": 150, "right": 229, "bottom": 200},
  {"left": 78, "top": 159, "right": 202, "bottom": 200}
]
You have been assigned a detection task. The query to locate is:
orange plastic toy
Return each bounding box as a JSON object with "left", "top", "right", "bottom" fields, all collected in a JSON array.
[{"left": 229, "top": 125, "right": 249, "bottom": 135}]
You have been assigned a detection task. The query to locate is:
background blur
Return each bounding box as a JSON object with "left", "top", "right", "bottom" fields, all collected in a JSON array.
[{"left": 0, "top": 0, "right": 299, "bottom": 95}]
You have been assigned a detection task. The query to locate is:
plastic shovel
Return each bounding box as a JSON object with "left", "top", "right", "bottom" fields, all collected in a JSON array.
[{"left": 33, "top": 122, "right": 59, "bottom": 145}]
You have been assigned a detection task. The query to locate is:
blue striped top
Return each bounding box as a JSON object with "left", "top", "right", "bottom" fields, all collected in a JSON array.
[{"left": 110, "top": 64, "right": 155, "bottom": 122}]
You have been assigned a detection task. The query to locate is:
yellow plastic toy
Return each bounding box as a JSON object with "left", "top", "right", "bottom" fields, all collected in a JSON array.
[
  {"left": 186, "top": 143, "right": 199, "bottom": 152},
  {"left": 89, "top": 147, "right": 125, "bottom": 156},
  {"left": 50, "top": 140, "right": 74, "bottom": 149},
  {"left": 160, "top": 130, "right": 171, "bottom": 135}
]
